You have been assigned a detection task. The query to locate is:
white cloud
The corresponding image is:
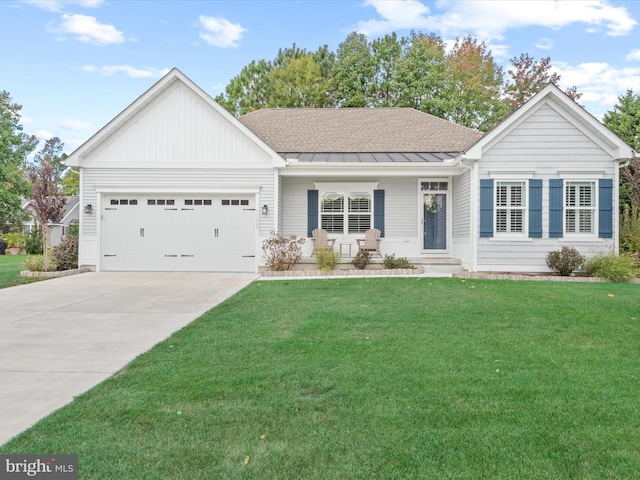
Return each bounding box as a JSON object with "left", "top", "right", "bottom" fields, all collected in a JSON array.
[
  {"left": 23, "top": 0, "right": 104, "bottom": 13},
  {"left": 20, "top": 115, "right": 35, "bottom": 126},
  {"left": 198, "top": 15, "right": 246, "bottom": 48},
  {"left": 626, "top": 49, "right": 640, "bottom": 61},
  {"left": 48, "top": 13, "right": 124, "bottom": 45},
  {"left": 356, "top": 0, "right": 637, "bottom": 41},
  {"left": 34, "top": 129, "right": 55, "bottom": 141},
  {"left": 534, "top": 38, "right": 554, "bottom": 50},
  {"left": 552, "top": 61, "right": 640, "bottom": 116},
  {"left": 82, "top": 65, "right": 170, "bottom": 78},
  {"left": 59, "top": 118, "right": 92, "bottom": 130}
]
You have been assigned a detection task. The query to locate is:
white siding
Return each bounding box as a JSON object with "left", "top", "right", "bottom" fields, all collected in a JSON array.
[
  {"left": 451, "top": 170, "right": 472, "bottom": 268},
  {"left": 476, "top": 103, "right": 617, "bottom": 271},
  {"left": 85, "top": 81, "right": 274, "bottom": 168}
]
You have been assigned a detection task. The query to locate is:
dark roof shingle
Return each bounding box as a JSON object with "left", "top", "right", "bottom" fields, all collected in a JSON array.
[{"left": 238, "top": 107, "right": 483, "bottom": 153}]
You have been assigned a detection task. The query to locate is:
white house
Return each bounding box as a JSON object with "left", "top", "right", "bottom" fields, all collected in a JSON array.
[{"left": 64, "top": 68, "right": 634, "bottom": 273}]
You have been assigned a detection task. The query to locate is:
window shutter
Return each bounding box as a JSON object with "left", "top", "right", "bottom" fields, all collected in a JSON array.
[
  {"left": 598, "top": 178, "right": 613, "bottom": 238},
  {"left": 549, "top": 179, "right": 563, "bottom": 238},
  {"left": 479, "top": 179, "right": 493, "bottom": 238},
  {"left": 528, "top": 179, "right": 542, "bottom": 238},
  {"left": 374, "top": 189, "right": 385, "bottom": 237},
  {"left": 307, "top": 190, "right": 318, "bottom": 237}
]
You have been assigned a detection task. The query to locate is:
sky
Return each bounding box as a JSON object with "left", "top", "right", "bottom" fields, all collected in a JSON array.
[{"left": 2, "top": 0, "right": 640, "bottom": 154}]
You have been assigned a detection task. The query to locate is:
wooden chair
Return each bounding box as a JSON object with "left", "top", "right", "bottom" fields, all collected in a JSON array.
[
  {"left": 311, "top": 228, "right": 335, "bottom": 256},
  {"left": 356, "top": 228, "right": 382, "bottom": 257}
]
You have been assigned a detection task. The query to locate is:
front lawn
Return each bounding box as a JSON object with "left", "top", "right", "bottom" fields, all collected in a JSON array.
[
  {"left": 2, "top": 278, "right": 639, "bottom": 479},
  {"left": 0, "top": 254, "right": 46, "bottom": 289}
]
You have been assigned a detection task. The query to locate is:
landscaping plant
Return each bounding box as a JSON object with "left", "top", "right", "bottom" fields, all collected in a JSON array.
[
  {"left": 351, "top": 250, "right": 370, "bottom": 269},
  {"left": 51, "top": 234, "right": 79, "bottom": 271},
  {"left": 382, "top": 253, "right": 415, "bottom": 269},
  {"left": 25, "top": 226, "right": 43, "bottom": 255},
  {"left": 584, "top": 253, "right": 637, "bottom": 283},
  {"left": 262, "top": 232, "right": 305, "bottom": 271},
  {"left": 546, "top": 246, "right": 585, "bottom": 276},
  {"left": 24, "top": 254, "right": 57, "bottom": 272},
  {"left": 315, "top": 247, "right": 340, "bottom": 273}
]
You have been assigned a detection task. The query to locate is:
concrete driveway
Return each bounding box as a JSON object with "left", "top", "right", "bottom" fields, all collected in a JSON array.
[{"left": 0, "top": 271, "right": 257, "bottom": 446}]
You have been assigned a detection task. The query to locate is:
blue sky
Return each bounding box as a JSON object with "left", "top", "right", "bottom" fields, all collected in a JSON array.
[{"left": 2, "top": 0, "right": 640, "bottom": 154}]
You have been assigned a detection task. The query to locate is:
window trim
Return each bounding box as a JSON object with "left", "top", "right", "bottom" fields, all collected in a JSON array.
[
  {"left": 564, "top": 180, "right": 597, "bottom": 237},
  {"left": 494, "top": 180, "right": 527, "bottom": 236},
  {"left": 314, "top": 183, "right": 378, "bottom": 236}
]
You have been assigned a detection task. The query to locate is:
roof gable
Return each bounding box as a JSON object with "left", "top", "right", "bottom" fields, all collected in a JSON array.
[
  {"left": 65, "top": 68, "right": 284, "bottom": 168},
  {"left": 464, "top": 84, "right": 634, "bottom": 161},
  {"left": 238, "top": 107, "right": 483, "bottom": 153}
]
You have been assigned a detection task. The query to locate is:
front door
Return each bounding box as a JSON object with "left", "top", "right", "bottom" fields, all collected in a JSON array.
[{"left": 422, "top": 181, "right": 448, "bottom": 251}]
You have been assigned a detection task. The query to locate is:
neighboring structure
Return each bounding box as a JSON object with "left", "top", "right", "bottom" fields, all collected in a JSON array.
[
  {"left": 64, "top": 68, "right": 634, "bottom": 273},
  {"left": 22, "top": 196, "right": 79, "bottom": 247}
]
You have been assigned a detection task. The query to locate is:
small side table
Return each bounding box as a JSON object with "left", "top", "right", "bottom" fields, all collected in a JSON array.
[{"left": 339, "top": 243, "right": 352, "bottom": 257}]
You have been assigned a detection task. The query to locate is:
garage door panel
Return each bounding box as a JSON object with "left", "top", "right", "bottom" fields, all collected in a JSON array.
[{"left": 102, "top": 195, "right": 256, "bottom": 272}]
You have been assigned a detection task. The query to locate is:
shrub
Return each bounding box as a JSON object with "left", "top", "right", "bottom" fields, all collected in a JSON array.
[
  {"left": 315, "top": 247, "right": 340, "bottom": 273},
  {"left": 262, "top": 232, "right": 305, "bottom": 271},
  {"left": 620, "top": 204, "right": 640, "bottom": 255},
  {"left": 546, "top": 246, "right": 585, "bottom": 276},
  {"left": 24, "top": 255, "right": 57, "bottom": 272},
  {"left": 51, "top": 234, "right": 79, "bottom": 271},
  {"left": 584, "top": 254, "right": 637, "bottom": 283},
  {"left": 383, "top": 254, "right": 415, "bottom": 269},
  {"left": 4, "top": 232, "right": 24, "bottom": 249},
  {"left": 351, "top": 250, "right": 370, "bottom": 270},
  {"left": 25, "top": 226, "right": 43, "bottom": 255}
]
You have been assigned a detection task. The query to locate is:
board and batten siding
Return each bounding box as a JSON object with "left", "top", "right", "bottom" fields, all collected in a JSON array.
[
  {"left": 476, "top": 102, "right": 617, "bottom": 271},
  {"left": 85, "top": 81, "right": 274, "bottom": 168}
]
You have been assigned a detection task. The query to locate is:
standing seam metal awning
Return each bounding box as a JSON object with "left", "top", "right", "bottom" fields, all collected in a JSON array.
[{"left": 279, "top": 152, "right": 458, "bottom": 163}]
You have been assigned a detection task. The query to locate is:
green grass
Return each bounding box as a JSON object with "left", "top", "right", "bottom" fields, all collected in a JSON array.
[
  {"left": 0, "top": 254, "right": 47, "bottom": 289},
  {"left": 2, "top": 278, "right": 640, "bottom": 479}
]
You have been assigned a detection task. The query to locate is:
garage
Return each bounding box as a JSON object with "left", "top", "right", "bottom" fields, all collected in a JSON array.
[{"left": 101, "top": 194, "right": 257, "bottom": 272}]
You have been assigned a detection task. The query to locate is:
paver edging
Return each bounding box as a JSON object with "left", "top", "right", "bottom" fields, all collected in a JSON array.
[{"left": 20, "top": 266, "right": 94, "bottom": 278}]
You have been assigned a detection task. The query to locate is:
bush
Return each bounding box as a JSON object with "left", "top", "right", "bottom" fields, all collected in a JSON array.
[
  {"left": 315, "top": 247, "right": 340, "bottom": 273},
  {"left": 51, "top": 234, "right": 79, "bottom": 271},
  {"left": 383, "top": 254, "right": 415, "bottom": 269},
  {"left": 4, "top": 232, "right": 24, "bottom": 249},
  {"left": 351, "top": 251, "right": 370, "bottom": 270},
  {"left": 262, "top": 232, "right": 305, "bottom": 271},
  {"left": 584, "top": 254, "right": 637, "bottom": 283},
  {"left": 24, "top": 255, "right": 57, "bottom": 272},
  {"left": 620, "top": 204, "right": 640, "bottom": 255},
  {"left": 546, "top": 246, "right": 585, "bottom": 276},
  {"left": 25, "top": 226, "right": 43, "bottom": 255}
]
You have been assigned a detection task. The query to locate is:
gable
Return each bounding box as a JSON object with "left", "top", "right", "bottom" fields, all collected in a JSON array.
[{"left": 66, "top": 69, "right": 283, "bottom": 169}]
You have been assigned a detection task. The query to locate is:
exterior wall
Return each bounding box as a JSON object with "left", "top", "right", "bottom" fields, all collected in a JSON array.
[
  {"left": 84, "top": 81, "right": 273, "bottom": 169},
  {"left": 476, "top": 103, "right": 617, "bottom": 272},
  {"left": 451, "top": 169, "right": 472, "bottom": 269},
  {"left": 79, "top": 168, "right": 274, "bottom": 268},
  {"left": 281, "top": 175, "right": 449, "bottom": 258}
]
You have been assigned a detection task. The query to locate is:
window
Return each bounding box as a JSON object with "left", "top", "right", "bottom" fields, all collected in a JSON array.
[
  {"left": 495, "top": 181, "right": 526, "bottom": 234},
  {"left": 565, "top": 181, "right": 595, "bottom": 234},
  {"left": 320, "top": 191, "right": 372, "bottom": 234}
]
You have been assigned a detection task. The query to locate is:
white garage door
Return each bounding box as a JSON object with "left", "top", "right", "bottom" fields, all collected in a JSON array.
[{"left": 101, "top": 195, "right": 256, "bottom": 272}]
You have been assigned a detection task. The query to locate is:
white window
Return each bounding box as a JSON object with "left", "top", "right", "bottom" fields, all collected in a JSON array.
[
  {"left": 495, "top": 181, "right": 526, "bottom": 234},
  {"left": 565, "top": 181, "right": 595, "bottom": 234},
  {"left": 320, "top": 191, "right": 372, "bottom": 234}
]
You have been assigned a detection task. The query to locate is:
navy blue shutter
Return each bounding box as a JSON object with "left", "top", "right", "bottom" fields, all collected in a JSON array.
[
  {"left": 528, "top": 179, "right": 543, "bottom": 238},
  {"left": 307, "top": 190, "right": 318, "bottom": 237},
  {"left": 598, "top": 178, "right": 613, "bottom": 238},
  {"left": 374, "top": 189, "right": 385, "bottom": 237},
  {"left": 549, "top": 179, "right": 564, "bottom": 238},
  {"left": 479, "top": 179, "right": 494, "bottom": 238}
]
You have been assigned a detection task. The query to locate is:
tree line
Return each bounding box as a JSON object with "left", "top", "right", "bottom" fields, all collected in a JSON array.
[{"left": 215, "top": 31, "right": 581, "bottom": 132}]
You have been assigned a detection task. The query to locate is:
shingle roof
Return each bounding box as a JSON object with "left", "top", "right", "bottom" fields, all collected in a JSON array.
[{"left": 238, "top": 107, "right": 483, "bottom": 154}]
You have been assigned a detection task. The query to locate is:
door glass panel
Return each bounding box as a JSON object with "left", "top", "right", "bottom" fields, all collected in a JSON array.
[{"left": 424, "top": 193, "right": 447, "bottom": 250}]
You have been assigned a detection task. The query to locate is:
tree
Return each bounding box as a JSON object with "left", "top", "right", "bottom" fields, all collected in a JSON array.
[
  {"left": 267, "top": 54, "right": 333, "bottom": 108},
  {"left": 26, "top": 151, "right": 66, "bottom": 271},
  {"left": 332, "top": 32, "right": 373, "bottom": 107},
  {"left": 215, "top": 59, "right": 272, "bottom": 117},
  {"left": 0, "top": 90, "right": 36, "bottom": 231},
  {"left": 61, "top": 168, "right": 79, "bottom": 195},
  {"left": 395, "top": 31, "right": 447, "bottom": 117},
  {"left": 369, "top": 32, "right": 402, "bottom": 106},
  {"left": 604, "top": 89, "right": 640, "bottom": 210},
  {"left": 506, "top": 53, "right": 582, "bottom": 109},
  {"left": 443, "top": 36, "right": 508, "bottom": 131}
]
